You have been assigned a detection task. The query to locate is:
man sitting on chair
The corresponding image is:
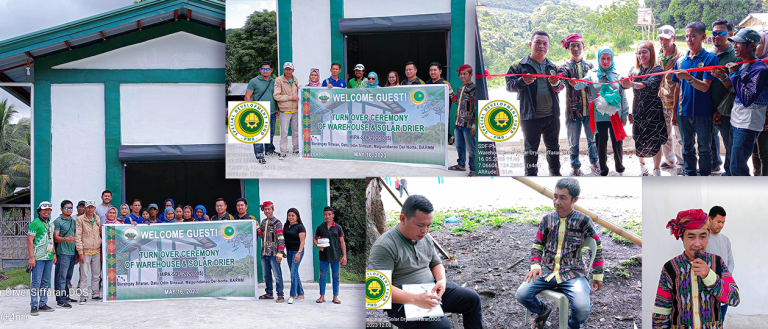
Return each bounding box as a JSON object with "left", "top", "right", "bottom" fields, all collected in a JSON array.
[
  {"left": 368, "top": 195, "right": 483, "bottom": 329},
  {"left": 516, "top": 178, "right": 604, "bottom": 329}
]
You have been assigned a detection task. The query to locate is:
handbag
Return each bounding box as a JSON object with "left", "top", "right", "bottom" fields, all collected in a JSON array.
[{"left": 717, "top": 88, "right": 736, "bottom": 116}]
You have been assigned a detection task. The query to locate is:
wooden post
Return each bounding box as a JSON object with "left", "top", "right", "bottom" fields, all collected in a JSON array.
[{"left": 513, "top": 177, "right": 642, "bottom": 247}]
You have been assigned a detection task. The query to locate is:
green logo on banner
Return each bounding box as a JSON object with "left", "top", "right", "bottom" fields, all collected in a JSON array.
[{"left": 222, "top": 225, "right": 236, "bottom": 240}]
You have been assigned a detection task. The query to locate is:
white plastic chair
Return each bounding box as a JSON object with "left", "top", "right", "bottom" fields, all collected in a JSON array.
[{"left": 523, "top": 236, "right": 597, "bottom": 329}]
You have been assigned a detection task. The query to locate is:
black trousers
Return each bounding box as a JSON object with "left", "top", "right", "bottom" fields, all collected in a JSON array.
[
  {"left": 521, "top": 116, "right": 561, "bottom": 176},
  {"left": 386, "top": 282, "right": 483, "bottom": 329},
  {"left": 595, "top": 121, "right": 625, "bottom": 176}
]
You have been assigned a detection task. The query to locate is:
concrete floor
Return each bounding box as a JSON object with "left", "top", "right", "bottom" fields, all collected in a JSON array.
[
  {"left": 0, "top": 283, "right": 365, "bottom": 329},
  {"left": 723, "top": 314, "right": 768, "bottom": 329}
]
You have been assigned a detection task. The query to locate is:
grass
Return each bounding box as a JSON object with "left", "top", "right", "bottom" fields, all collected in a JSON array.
[
  {"left": 450, "top": 219, "right": 480, "bottom": 235},
  {"left": 0, "top": 267, "right": 27, "bottom": 290},
  {"left": 606, "top": 217, "right": 642, "bottom": 244},
  {"left": 612, "top": 257, "right": 642, "bottom": 279},
  {"left": 423, "top": 205, "right": 555, "bottom": 235},
  {"left": 340, "top": 267, "right": 364, "bottom": 284}
]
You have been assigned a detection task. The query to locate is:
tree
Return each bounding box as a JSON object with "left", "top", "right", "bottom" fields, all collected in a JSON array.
[
  {"left": 0, "top": 99, "right": 29, "bottom": 197},
  {"left": 330, "top": 179, "right": 367, "bottom": 283},
  {"left": 225, "top": 10, "right": 278, "bottom": 91}
]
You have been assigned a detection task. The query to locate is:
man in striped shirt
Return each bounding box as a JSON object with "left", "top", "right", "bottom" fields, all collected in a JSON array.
[{"left": 516, "top": 178, "right": 604, "bottom": 329}]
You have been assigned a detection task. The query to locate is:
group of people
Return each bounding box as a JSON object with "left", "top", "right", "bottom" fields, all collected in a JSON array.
[
  {"left": 245, "top": 61, "right": 478, "bottom": 177},
  {"left": 27, "top": 190, "right": 348, "bottom": 315},
  {"left": 506, "top": 19, "right": 768, "bottom": 176}
]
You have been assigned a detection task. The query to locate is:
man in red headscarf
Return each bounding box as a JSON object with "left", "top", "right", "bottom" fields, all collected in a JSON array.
[
  {"left": 652, "top": 209, "right": 740, "bottom": 329},
  {"left": 448, "top": 64, "right": 477, "bottom": 176}
]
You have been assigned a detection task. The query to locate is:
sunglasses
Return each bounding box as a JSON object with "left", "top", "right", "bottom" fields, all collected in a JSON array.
[
  {"left": 64, "top": 206, "right": 73, "bottom": 210},
  {"left": 260, "top": 68, "right": 272, "bottom": 71},
  {"left": 368, "top": 77, "right": 376, "bottom": 80},
  {"left": 712, "top": 31, "right": 728, "bottom": 37}
]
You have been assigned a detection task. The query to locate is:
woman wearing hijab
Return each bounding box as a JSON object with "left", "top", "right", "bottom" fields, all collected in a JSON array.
[
  {"left": 118, "top": 204, "right": 130, "bottom": 223},
  {"left": 751, "top": 30, "right": 768, "bottom": 175},
  {"left": 365, "top": 72, "right": 379, "bottom": 88},
  {"left": 193, "top": 205, "right": 209, "bottom": 221},
  {"left": 385, "top": 71, "right": 400, "bottom": 87},
  {"left": 621, "top": 41, "right": 666, "bottom": 176},
  {"left": 163, "top": 207, "right": 178, "bottom": 223},
  {"left": 307, "top": 68, "right": 322, "bottom": 87},
  {"left": 158, "top": 199, "right": 175, "bottom": 222},
  {"left": 572, "top": 46, "right": 630, "bottom": 176},
  {"left": 104, "top": 206, "right": 121, "bottom": 224}
]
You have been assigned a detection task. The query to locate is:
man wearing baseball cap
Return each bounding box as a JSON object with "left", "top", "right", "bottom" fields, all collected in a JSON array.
[
  {"left": 348, "top": 63, "right": 366, "bottom": 89},
  {"left": 147, "top": 203, "right": 160, "bottom": 223},
  {"left": 76, "top": 200, "right": 102, "bottom": 304},
  {"left": 717, "top": 27, "right": 768, "bottom": 176},
  {"left": 273, "top": 62, "right": 301, "bottom": 158},
  {"left": 76, "top": 200, "right": 86, "bottom": 217},
  {"left": 27, "top": 201, "right": 56, "bottom": 316},
  {"left": 657, "top": 25, "right": 686, "bottom": 175}
]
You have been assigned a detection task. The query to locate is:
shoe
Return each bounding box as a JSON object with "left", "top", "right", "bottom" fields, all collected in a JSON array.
[
  {"left": 589, "top": 164, "right": 600, "bottom": 175},
  {"left": 549, "top": 171, "right": 562, "bottom": 176},
  {"left": 618, "top": 172, "right": 626, "bottom": 176},
  {"left": 38, "top": 305, "right": 54, "bottom": 312},
  {"left": 56, "top": 303, "right": 72, "bottom": 309},
  {"left": 571, "top": 169, "right": 583, "bottom": 176},
  {"left": 653, "top": 169, "right": 661, "bottom": 176},
  {"left": 266, "top": 152, "right": 277, "bottom": 157},
  {"left": 332, "top": 297, "right": 341, "bottom": 304},
  {"left": 640, "top": 164, "right": 650, "bottom": 176},
  {"left": 660, "top": 162, "right": 674, "bottom": 170},
  {"left": 276, "top": 297, "right": 285, "bottom": 303},
  {"left": 92, "top": 296, "right": 102, "bottom": 300},
  {"left": 257, "top": 158, "right": 266, "bottom": 164},
  {"left": 30, "top": 307, "right": 38, "bottom": 316},
  {"left": 68, "top": 298, "right": 78, "bottom": 303},
  {"left": 712, "top": 165, "right": 721, "bottom": 172},
  {"left": 79, "top": 297, "right": 86, "bottom": 305},
  {"left": 278, "top": 153, "right": 286, "bottom": 160},
  {"left": 288, "top": 297, "right": 295, "bottom": 304},
  {"left": 676, "top": 167, "right": 686, "bottom": 176}
]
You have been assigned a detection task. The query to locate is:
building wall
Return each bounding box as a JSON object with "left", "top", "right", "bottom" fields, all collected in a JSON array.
[
  {"left": 50, "top": 84, "right": 106, "bottom": 219},
  {"left": 291, "top": 0, "right": 332, "bottom": 84},
  {"left": 343, "top": 0, "right": 450, "bottom": 18},
  {"left": 120, "top": 84, "right": 225, "bottom": 145},
  {"left": 642, "top": 177, "right": 768, "bottom": 326}
]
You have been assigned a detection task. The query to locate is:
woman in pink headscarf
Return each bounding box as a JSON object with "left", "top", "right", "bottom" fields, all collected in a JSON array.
[
  {"left": 307, "top": 68, "right": 322, "bottom": 87},
  {"left": 752, "top": 31, "right": 768, "bottom": 175}
]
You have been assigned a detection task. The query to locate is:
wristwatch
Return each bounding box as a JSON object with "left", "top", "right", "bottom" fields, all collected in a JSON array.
[{"left": 719, "top": 76, "right": 729, "bottom": 82}]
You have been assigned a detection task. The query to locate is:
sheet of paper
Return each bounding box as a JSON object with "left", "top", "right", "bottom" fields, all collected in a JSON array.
[{"left": 402, "top": 283, "right": 445, "bottom": 320}]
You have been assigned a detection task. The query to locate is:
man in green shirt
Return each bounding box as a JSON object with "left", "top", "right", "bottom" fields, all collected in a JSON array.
[
  {"left": 28, "top": 201, "right": 56, "bottom": 316},
  {"left": 368, "top": 195, "right": 483, "bottom": 329},
  {"left": 708, "top": 19, "right": 742, "bottom": 176},
  {"left": 348, "top": 63, "right": 366, "bottom": 89},
  {"left": 246, "top": 61, "right": 278, "bottom": 163},
  {"left": 210, "top": 198, "right": 235, "bottom": 220},
  {"left": 54, "top": 200, "right": 77, "bottom": 308}
]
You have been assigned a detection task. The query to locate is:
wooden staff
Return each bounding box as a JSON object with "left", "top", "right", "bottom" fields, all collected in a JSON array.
[{"left": 513, "top": 177, "right": 642, "bottom": 247}]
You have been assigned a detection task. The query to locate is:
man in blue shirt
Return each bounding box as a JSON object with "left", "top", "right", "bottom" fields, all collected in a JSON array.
[
  {"left": 671, "top": 21, "right": 719, "bottom": 176},
  {"left": 322, "top": 62, "right": 347, "bottom": 88}
]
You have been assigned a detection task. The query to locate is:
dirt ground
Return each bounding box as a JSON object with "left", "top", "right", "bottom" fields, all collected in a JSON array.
[{"left": 367, "top": 205, "right": 642, "bottom": 329}]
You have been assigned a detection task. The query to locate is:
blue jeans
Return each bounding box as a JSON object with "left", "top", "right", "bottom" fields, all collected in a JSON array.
[
  {"left": 516, "top": 276, "right": 592, "bottom": 329},
  {"left": 454, "top": 126, "right": 476, "bottom": 171},
  {"left": 253, "top": 112, "right": 277, "bottom": 158},
  {"left": 319, "top": 260, "right": 340, "bottom": 296},
  {"left": 30, "top": 259, "right": 54, "bottom": 308},
  {"left": 715, "top": 116, "right": 732, "bottom": 175},
  {"left": 286, "top": 250, "right": 304, "bottom": 297},
  {"left": 54, "top": 254, "right": 76, "bottom": 304},
  {"left": 730, "top": 127, "right": 760, "bottom": 176},
  {"left": 678, "top": 116, "right": 713, "bottom": 176},
  {"left": 261, "top": 255, "right": 284, "bottom": 297},
  {"left": 721, "top": 303, "right": 728, "bottom": 322},
  {"left": 566, "top": 117, "right": 598, "bottom": 170}
]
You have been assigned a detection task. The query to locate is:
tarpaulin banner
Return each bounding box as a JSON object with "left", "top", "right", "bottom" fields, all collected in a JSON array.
[
  {"left": 300, "top": 85, "right": 449, "bottom": 169},
  {"left": 103, "top": 221, "right": 258, "bottom": 302}
]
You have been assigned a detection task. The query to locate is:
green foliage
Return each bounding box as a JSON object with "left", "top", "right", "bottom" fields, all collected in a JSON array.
[
  {"left": 330, "top": 179, "right": 367, "bottom": 283},
  {"left": 225, "top": 10, "right": 278, "bottom": 91},
  {"left": 610, "top": 217, "right": 642, "bottom": 244},
  {"left": 647, "top": 0, "right": 761, "bottom": 28},
  {"left": 478, "top": 0, "right": 564, "bottom": 13},
  {"left": 205, "top": 255, "right": 256, "bottom": 279},
  {"left": 0, "top": 99, "right": 30, "bottom": 197},
  {"left": 450, "top": 218, "right": 480, "bottom": 235},
  {"left": 393, "top": 122, "right": 445, "bottom": 147}
]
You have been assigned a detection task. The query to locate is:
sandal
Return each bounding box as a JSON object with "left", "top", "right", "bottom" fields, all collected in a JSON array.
[
  {"left": 468, "top": 170, "right": 476, "bottom": 177},
  {"left": 532, "top": 305, "right": 552, "bottom": 329},
  {"left": 316, "top": 296, "right": 325, "bottom": 303},
  {"left": 448, "top": 165, "right": 466, "bottom": 171},
  {"left": 258, "top": 294, "right": 274, "bottom": 299},
  {"left": 276, "top": 297, "right": 285, "bottom": 303},
  {"left": 332, "top": 297, "right": 341, "bottom": 304}
]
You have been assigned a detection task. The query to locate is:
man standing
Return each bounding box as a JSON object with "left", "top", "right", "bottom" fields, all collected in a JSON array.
[
  {"left": 558, "top": 33, "right": 598, "bottom": 176},
  {"left": 657, "top": 25, "right": 685, "bottom": 175},
  {"left": 708, "top": 19, "right": 741, "bottom": 176},
  {"left": 653, "top": 209, "right": 739, "bottom": 328},
  {"left": 28, "top": 201, "right": 56, "bottom": 316},
  {"left": 704, "top": 206, "right": 734, "bottom": 322},
  {"left": 516, "top": 178, "right": 603, "bottom": 329},
  {"left": 448, "top": 64, "right": 477, "bottom": 176},
  {"left": 322, "top": 62, "right": 347, "bottom": 88},
  {"left": 53, "top": 200, "right": 77, "bottom": 308},
  {"left": 234, "top": 198, "right": 256, "bottom": 220},
  {"left": 258, "top": 201, "right": 286, "bottom": 302},
  {"left": 506, "top": 31, "right": 563, "bottom": 176},
  {"left": 313, "top": 206, "right": 347, "bottom": 304},
  {"left": 425, "top": 62, "right": 454, "bottom": 95},
  {"left": 76, "top": 200, "right": 86, "bottom": 217},
  {"left": 671, "top": 21, "right": 719, "bottom": 176},
  {"left": 75, "top": 200, "right": 101, "bottom": 304},
  {"left": 210, "top": 198, "right": 235, "bottom": 221},
  {"left": 147, "top": 204, "right": 160, "bottom": 223},
  {"left": 273, "top": 62, "right": 301, "bottom": 159},
  {"left": 247, "top": 61, "right": 278, "bottom": 163},
  {"left": 348, "top": 64, "right": 366, "bottom": 89},
  {"left": 368, "top": 195, "right": 483, "bottom": 328},
  {"left": 95, "top": 190, "right": 112, "bottom": 224},
  {"left": 125, "top": 199, "right": 143, "bottom": 225},
  {"left": 401, "top": 62, "right": 425, "bottom": 85}
]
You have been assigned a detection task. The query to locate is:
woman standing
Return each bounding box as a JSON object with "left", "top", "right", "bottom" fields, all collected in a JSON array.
[
  {"left": 573, "top": 47, "right": 630, "bottom": 176},
  {"left": 307, "top": 68, "right": 322, "bottom": 87},
  {"left": 182, "top": 205, "right": 194, "bottom": 222},
  {"left": 163, "top": 207, "right": 178, "bottom": 223},
  {"left": 283, "top": 208, "right": 306, "bottom": 304},
  {"left": 365, "top": 72, "right": 380, "bottom": 88},
  {"left": 621, "top": 41, "right": 666, "bottom": 176},
  {"left": 118, "top": 204, "right": 130, "bottom": 223},
  {"left": 385, "top": 71, "right": 400, "bottom": 87}
]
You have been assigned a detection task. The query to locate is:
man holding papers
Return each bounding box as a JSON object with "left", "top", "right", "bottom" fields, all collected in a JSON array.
[{"left": 368, "top": 195, "right": 484, "bottom": 329}]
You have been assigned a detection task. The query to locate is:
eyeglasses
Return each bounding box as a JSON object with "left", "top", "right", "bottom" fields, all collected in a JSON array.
[
  {"left": 64, "top": 207, "right": 73, "bottom": 210},
  {"left": 260, "top": 68, "right": 272, "bottom": 71},
  {"left": 712, "top": 31, "right": 728, "bottom": 37},
  {"left": 368, "top": 77, "right": 376, "bottom": 80},
  {"left": 636, "top": 50, "right": 650, "bottom": 56}
]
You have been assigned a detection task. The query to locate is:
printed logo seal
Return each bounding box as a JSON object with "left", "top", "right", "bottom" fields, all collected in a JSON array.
[
  {"left": 228, "top": 101, "right": 270, "bottom": 143},
  {"left": 479, "top": 100, "right": 520, "bottom": 142},
  {"left": 409, "top": 88, "right": 427, "bottom": 106},
  {"left": 366, "top": 270, "right": 393, "bottom": 309}
]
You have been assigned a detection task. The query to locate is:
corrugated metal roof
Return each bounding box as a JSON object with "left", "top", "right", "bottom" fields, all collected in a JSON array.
[{"left": 738, "top": 13, "right": 768, "bottom": 27}]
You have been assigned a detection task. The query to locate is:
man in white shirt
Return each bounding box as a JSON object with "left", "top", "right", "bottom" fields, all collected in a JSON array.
[{"left": 705, "top": 205, "right": 734, "bottom": 322}]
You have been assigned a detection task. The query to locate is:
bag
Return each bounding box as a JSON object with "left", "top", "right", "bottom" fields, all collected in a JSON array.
[{"left": 717, "top": 88, "right": 736, "bottom": 116}]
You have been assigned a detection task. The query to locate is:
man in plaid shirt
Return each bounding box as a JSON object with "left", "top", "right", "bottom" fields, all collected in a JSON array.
[{"left": 515, "top": 178, "right": 604, "bottom": 329}]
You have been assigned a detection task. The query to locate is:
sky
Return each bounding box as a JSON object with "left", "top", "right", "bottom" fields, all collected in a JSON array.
[
  {"left": 0, "top": 0, "right": 137, "bottom": 121},
  {"left": 225, "top": 0, "right": 275, "bottom": 29}
]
